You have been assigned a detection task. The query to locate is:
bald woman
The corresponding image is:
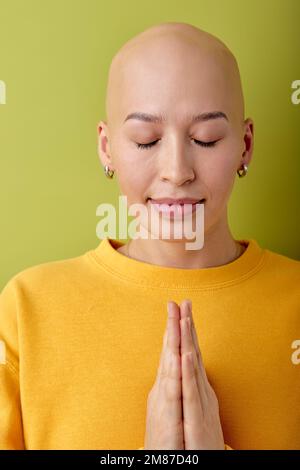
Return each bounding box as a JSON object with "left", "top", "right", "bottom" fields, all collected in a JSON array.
[
  {"left": 99, "top": 22, "right": 252, "bottom": 266},
  {"left": 98, "top": 22, "right": 253, "bottom": 449},
  {"left": 0, "top": 22, "right": 299, "bottom": 451}
]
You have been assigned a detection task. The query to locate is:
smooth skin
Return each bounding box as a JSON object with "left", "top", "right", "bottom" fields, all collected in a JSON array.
[{"left": 144, "top": 299, "right": 224, "bottom": 450}]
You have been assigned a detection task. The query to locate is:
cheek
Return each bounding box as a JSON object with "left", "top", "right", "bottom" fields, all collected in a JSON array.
[
  {"left": 114, "top": 148, "right": 153, "bottom": 202},
  {"left": 201, "top": 146, "right": 238, "bottom": 201}
]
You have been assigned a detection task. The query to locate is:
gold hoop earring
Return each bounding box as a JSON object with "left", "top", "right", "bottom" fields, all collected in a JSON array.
[
  {"left": 104, "top": 165, "right": 114, "bottom": 179},
  {"left": 237, "top": 163, "right": 248, "bottom": 178}
]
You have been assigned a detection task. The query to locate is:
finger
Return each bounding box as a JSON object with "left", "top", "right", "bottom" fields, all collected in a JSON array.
[
  {"left": 186, "top": 300, "right": 212, "bottom": 392},
  {"left": 180, "top": 300, "right": 208, "bottom": 405},
  {"left": 166, "top": 301, "right": 180, "bottom": 355},
  {"left": 181, "top": 350, "right": 201, "bottom": 426},
  {"left": 180, "top": 312, "right": 206, "bottom": 412},
  {"left": 159, "top": 301, "right": 182, "bottom": 423},
  {"left": 158, "top": 301, "right": 180, "bottom": 384},
  {"left": 156, "top": 300, "right": 176, "bottom": 379}
]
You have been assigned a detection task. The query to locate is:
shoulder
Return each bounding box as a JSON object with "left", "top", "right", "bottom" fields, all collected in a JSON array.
[
  {"left": 0, "top": 249, "right": 91, "bottom": 298},
  {"left": 262, "top": 246, "right": 300, "bottom": 295},
  {"left": 264, "top": 246, "right": 300, "bottom": 276}
]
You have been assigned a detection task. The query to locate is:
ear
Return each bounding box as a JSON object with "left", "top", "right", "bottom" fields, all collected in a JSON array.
[
  {"left": 97, "top": 120, "right": 115, "bottom": 171},
  {"left": 240, "top": 117, "right": 254, "bottom": 168}
]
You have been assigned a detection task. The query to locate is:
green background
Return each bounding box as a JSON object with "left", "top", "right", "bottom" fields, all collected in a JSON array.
[{"left": 0, "top": 0, "right": 299, "bottom": 289}]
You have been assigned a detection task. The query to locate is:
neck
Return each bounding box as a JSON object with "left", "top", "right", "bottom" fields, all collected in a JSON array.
[{"left": 119, "top": 214, "right": 245, "bottom": 269}]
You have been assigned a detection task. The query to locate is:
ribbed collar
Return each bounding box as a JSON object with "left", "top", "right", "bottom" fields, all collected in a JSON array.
[{"left": 87, "top": 237, "right": 266, "bottom": 290}]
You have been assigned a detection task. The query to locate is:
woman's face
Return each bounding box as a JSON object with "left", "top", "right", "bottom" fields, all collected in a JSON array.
[{"left": 99, "top": 33, "right": 253, "bottom": 238}]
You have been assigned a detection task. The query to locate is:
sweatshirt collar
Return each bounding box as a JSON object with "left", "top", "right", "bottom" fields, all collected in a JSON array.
[{"left": 88, "top": 237, "right": 266, "bottom": 289}]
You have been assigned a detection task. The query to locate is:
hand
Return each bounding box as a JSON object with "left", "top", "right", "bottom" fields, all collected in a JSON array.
[
  {"left": 144, "top": 299, "right": 225, "bottom": 450},
  {"left": 180, "top": 299, "right": 225, "bottom": 450},
  {"left": 144, "top": 301, "right": 184, "bottom": 449}
]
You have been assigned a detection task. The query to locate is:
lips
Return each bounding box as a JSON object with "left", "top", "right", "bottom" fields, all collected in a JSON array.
[
  {"left": 147, "top": 197, "right": 205, "bottom": 219},
  {"left": 148, "top": 197, "right": 205, "bottom": 205}
]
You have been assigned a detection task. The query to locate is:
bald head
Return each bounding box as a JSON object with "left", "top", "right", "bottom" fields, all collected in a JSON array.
[{"left": 105, "top": 22, "right": 245, "bottom": 135}]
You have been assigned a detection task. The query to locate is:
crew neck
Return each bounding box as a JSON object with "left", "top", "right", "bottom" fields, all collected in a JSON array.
[{"left": 87, "top": 237, "right": 267, "bottom": 289}]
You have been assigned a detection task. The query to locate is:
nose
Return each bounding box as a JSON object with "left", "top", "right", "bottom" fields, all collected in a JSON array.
[{"left": 159, "top": 136, "right": 195, "bottom": 185}]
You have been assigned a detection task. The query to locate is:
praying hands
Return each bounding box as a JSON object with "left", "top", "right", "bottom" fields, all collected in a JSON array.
[{"left": 144, "top": 299, "right": 225, "bottom": 450}]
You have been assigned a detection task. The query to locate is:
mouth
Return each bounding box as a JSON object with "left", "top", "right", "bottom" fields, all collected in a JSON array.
[
  {"left": 147, "top": 197, "right": 206, "bottom": 205},
  {"left": 146, "top": 197, "right": 205, "bottom": 218}
]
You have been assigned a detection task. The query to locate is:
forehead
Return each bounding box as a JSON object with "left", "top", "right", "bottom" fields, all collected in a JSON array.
[
  {"left": 131, "top": 62, "right": 230, "bottom": 114},
  {"left": 107, "top": 32, "right": 243, "bottom": 127}
]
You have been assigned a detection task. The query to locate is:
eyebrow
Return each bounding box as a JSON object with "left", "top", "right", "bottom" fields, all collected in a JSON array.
[{"left": 123, "top": 110, "right": 228, "bottom": 124}]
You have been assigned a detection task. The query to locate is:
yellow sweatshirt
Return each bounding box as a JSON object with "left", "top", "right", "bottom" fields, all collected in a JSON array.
[{"left": 0, "top": 237, "right": 299, "bottom": 450}]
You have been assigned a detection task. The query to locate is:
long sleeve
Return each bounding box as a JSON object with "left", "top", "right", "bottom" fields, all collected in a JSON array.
[
  {"left": 0, "top": 236, "right": 298, "bottom": 448},
  {"left": 0, "top": 278, "right": 25, "bottom": 449}
]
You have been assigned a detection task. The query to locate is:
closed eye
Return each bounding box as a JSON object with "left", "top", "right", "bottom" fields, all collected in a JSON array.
[
  {"left": 135, "top": 138, "right": 219, "bottom": 149},
  {"left": 193, "top": 139, "right": 219, "bottom": 148},
  {"left": 136, "top": 140, "right": 159, "bottom": 149}
]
